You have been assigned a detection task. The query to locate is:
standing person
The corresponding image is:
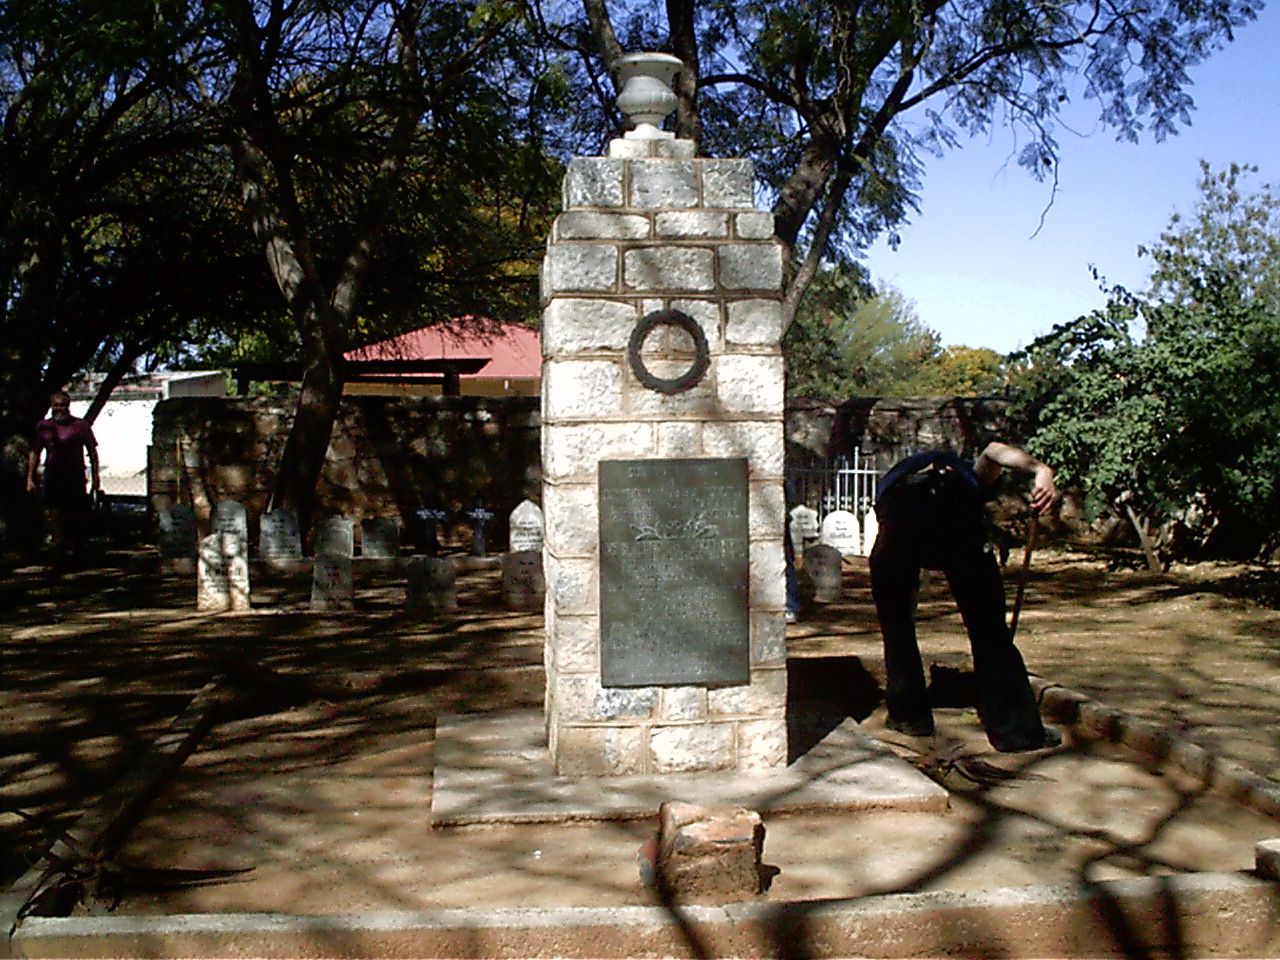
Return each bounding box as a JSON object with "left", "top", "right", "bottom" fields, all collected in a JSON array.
[
  {"left": 869, "top": 441, "right": 1059, "bottom": 752},
  {"left": 26, "top": 390, "right": 100, "bottom": 569}
]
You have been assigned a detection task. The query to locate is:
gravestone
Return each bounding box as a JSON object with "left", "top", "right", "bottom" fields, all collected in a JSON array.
[
  {"left": 508, "top": 499, "right": 545, "bottom": 554},
  {"left": 415, "top": 506, "right": 450, "bottom": 556},
  {"left": 802, "top": 543, "right": 843, "bottom": 603},
  {"left": 540, "top": 52, "right": 787, "bottom": 776},
  {"left": 464, "top": 504, "right": 494, "bottom": 556},
  {"left": 361, "top": 517, "right": 400, "bottom": 559},
  {"left": 860, "top": 499, "right": 879, "bottom": 554},
  {"left": 158, "top": 504, "right": 196, "bottom": 562},
  {"left": 788, "top": 505, "right": 820, "bottom": 552},
  {"left": 258, "top": 509, "right": 302, "bottom": 566},
  {"left": 211, "top": 500, "right": 248, "bottom": 542},
  {"left": 405, "top": 555, "right": 457, "bottom": 613},
  {"left": 501, "top": 550, "right": 545, "bottom": 610},
  {"left": 820, "top": 509, "right": 860, "bottom": 558},
  {"left": 311, "top": 517, "right": 354, "bottom": 610},
  {"left": 197, "top": 531, "right": 249, "bottom": 612}
]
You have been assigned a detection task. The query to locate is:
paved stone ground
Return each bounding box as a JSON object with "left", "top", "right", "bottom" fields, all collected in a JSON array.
[{"left": 3, "top": 545, "right": 1280, "bottom": 921}]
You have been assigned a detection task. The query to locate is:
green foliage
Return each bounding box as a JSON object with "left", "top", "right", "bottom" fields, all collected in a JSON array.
[
  {"left": 1015, "top": 164, "right": 1280, "bottom": 559},
  {"left": 785, "top": 267, "right": 943, "bottom": 399}
]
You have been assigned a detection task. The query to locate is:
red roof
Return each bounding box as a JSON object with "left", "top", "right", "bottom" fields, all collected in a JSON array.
[{"left": 346, "top": 319, "right": 541, "bottom": 381}]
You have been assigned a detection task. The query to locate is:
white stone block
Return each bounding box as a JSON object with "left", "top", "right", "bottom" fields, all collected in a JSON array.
[
  {"left": 555, "top": 211, "right": 650, "bottom": 240},
  {"left": 542, "top": 299, "right": 638, "bottom": 356},
  {"left": 719, "top": 243, "right": 784, "bottom": 291},
  {"left": 736, "top": 211, "right": 775, "bottom": 240},
  {"left": 550, "top": 615, "right": 598, "bottom": 672},
  {"left": 668, "top": 299, "right": 722, "bottom": 350},
  {"left": 542, "top": 359, "right": 624, "bottom": 419},
  {"left": 708, "top": 668, "right": 787, "bottom": 717},
  {"left": 751, "top": 612, "right": 787, "bottom": 665},
  {"left": 716, "top": 354, "right": 785, "bottom": 414},
  {"left": 557, "top": 675, "right": 658, "bottom": 722},
  {"left": 656, "top": 211, "right": 729, "bottom": 239},
  {"left": 544, "top": 554, "right": 595, "bottom": 615},
  {"left": 554, "top": 724, "right": 646, "bottom": 776},
  {"left": 543, "top": 244, "right": 618, "bottom": 294},
  {"left": 750, "top": 539, "right": 787, "bottom": 609},
  {"left": 654, "top": 139, "right": 697, "bottom": 159},
  {"left": 564, "top": 157, "right": 625, "bottom": 207},
  {"left": 661, "top": 687, "right": 708, "bottom": 721},
  {"left": 623, "top": 247, "right": 715, "bottom": 292},
  {"left": 737, "top": 719, "right": 788, "bottom": 769},
  {"left": 656, "top": 421, "right": 703, "bottom": 458},
  {"left": 627, "top": 363, "right": 716, "bottom": 416},
  {"left": 542, "top": 422, "right": 654, "bottom": 480},
  {"left": 701, "top": 159, "right": 755, "bottom": 208},
  {"left": 630, "top": 160, "right": 698, "bottom": 209},
  {"left": 650, "top": 723, "right": 736, "bottom": 773},
  {"left": 726, "top": 299, "right": 783, "bottom": 345},
  {"left": 703, "top": 422, "right": 785, "bottom": 476},
  {"left": 543, "top": 482, "right": 599, "bottom": 556},
  {"left": 607, "top": 138, "right": 653, "bottom": 159},
  {"left": 749, "top": 482, "right": 786, "bottom": 539}
]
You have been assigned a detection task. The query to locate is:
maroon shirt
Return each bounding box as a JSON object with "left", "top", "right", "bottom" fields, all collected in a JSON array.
[{"left": 33, "top": 416, "right": 97, "bottom": 486}]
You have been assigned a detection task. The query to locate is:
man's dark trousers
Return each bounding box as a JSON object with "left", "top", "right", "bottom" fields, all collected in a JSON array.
[{"left": 869, "top": 464, "right": 1046, "bottom": 752}]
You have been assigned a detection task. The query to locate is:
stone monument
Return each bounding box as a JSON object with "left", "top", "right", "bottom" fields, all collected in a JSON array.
[{"left": 540, "top": 52, "right": 787, "bottom": 776}]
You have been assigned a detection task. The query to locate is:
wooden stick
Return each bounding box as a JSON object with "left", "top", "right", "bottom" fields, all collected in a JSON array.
[{"left": 1008, "top": 514, "right": 1038, "bottom": 640}]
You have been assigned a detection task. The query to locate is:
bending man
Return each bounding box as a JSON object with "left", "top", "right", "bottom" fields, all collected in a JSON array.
[{"left": 869, "top": 442, "right": 1057, "bottom": 753}]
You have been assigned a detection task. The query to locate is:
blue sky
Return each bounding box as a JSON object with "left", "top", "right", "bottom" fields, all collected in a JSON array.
[{"left": 862, "top": 2, "right": 1280, "bottom": 354}]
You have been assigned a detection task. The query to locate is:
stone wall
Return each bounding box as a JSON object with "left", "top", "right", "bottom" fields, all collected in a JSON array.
[
  {"left": 148, "top": 395, "right": 540, "bottom": 551},
  {"left": 786, "top": 396, "right": 1014, "bottom": 464},
  {"left": 146, "top": 394, "right": 1012, "bottom": 552}
]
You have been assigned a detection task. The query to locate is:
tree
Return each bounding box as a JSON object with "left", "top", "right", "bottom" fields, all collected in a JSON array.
[
  {"left": 785, "top": 267, "right": 942, "bottom": 399},
  {"left": 213, "top": 0, "right": 562, "bottom": 526},
  {"left": 1015, "top": 163, "right": 1280, "bottom": 564},
  {"left": 535, "top": 0, "right": 1257, "bottom": 330}
]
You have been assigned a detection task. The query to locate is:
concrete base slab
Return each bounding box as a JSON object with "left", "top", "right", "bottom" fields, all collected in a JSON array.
[
  {"left": 430, "top": 709, "right": 948, "bottom": 826},
  {"left": 14, "top": 872, "right": 1280, "bottom": 959}
]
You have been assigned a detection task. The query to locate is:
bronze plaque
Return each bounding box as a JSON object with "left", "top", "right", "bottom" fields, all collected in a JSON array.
[{"left": 599, "top": 458, "right": 750, "bottom": 687}]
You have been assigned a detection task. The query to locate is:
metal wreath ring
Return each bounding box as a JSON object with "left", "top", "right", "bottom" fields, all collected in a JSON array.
[{"left": 626, "top": 309, "right": 711, "bottom": 395}]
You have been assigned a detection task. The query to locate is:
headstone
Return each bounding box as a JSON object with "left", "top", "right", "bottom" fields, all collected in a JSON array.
[
  {"left": 820, "top": 509, "right": 860, "bottom": 557},
  {"left": 508, "top": 499, "right": 544, "bottom": 554},
  {"left": 501, "top": 550, "right": 545, "bottom": 610},
  {"left": 361, "top": 517, "right": 400, "bottom": 559},
  {"left": 405, "top": 555, "right": 457, "bottom": 613},
  {"left": 415, "top": 506, "right": 450, "bottom": 556},
  {"left": 860, "top": 499, "right": 879, "bottom": 555},
  {"left": 197, "top": 531, "right": 250, "bottom": 612},
  {"left": 599, "top": 458, "right": 749, "bottom": 687},
  {"left": 258, "top": 509, "right": 302, "bottom": 565},
  {"left": 464, "top": 504, "right": 494, "bottom": 556},
  {"left": 802, "top": 543, "right": 843, "bottom": 603},
  {"left": 211, "top": 500, "right": 248, "bottom": 542},
  {"left": 315, "top": 516, "right": 354, "bottom": 556},
  {"left": 311, "top": 516, "right": 354, "bottom": 610},
  {"left": 788, "top": 504, "right": 820, "bottom": 552},
  {"left": 158, "top": 504, "right": 196, "bottom": 560}
]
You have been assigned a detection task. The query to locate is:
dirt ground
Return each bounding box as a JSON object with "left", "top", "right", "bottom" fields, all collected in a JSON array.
[{"left": 3, "top": 544, "right": 1280, "bottom": 918}]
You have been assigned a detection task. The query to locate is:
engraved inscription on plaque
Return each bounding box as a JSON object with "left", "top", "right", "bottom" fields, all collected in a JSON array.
[{"left": 599, "top": 458, "right": 749, "bottom": 687}]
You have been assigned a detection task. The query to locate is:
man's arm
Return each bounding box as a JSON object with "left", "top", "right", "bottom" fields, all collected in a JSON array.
[
  {"left": 26, "top": 448, "right": 39, "bottom": 493},
  {"left": 86, "top": 438, "right": 100, "bottom": 492},
  {"left": 973, "top": 441, "right": 1057, "bottom": 515}
]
